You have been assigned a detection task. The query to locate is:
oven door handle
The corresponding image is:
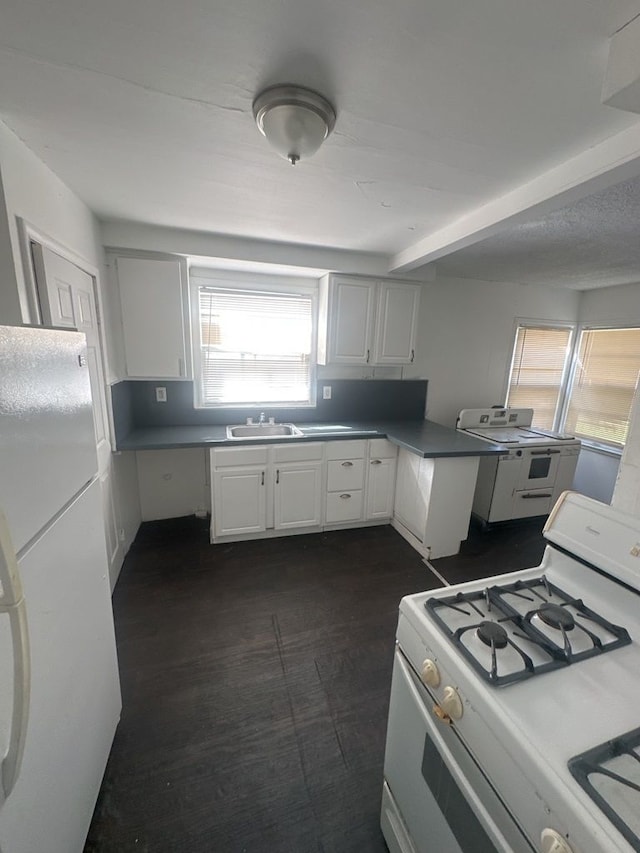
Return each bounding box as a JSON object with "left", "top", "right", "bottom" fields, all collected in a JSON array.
[{"left": 395, "top": 653, "right": 525, "bottom": 853}]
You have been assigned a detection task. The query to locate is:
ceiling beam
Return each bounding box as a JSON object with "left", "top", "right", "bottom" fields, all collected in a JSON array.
[{"left": 389, "top": 121, "right": 640, "bottom": 273}]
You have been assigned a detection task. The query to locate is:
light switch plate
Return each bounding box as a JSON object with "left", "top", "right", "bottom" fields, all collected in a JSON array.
[
  {"left": 155, "top": 386, "right": 167, "bottom": 403},
  {"left": 323, "top": 385, "right": 332, "bottom": 400}
]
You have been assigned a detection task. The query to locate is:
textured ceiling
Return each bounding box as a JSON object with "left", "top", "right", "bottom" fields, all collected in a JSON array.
[
  {"left": 1, "top": 0, "right": 640, "bottom": 284},
  {"left": 435, "top": 177, "right": 640, "bottom": 289}
]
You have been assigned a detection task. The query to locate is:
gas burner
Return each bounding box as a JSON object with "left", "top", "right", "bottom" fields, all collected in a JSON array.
[
  {"left": 425, "top": 576, "right": 632, "bottom": 687},
  {"left": 477, "top": 621, "right": 508, "bottom": 648},
  {"left": 537, "top": 603, "right": 575, "bottom": 631}
]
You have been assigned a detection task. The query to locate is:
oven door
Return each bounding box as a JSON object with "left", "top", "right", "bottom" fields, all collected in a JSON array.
[
  {"left": 516, "top": 447, "right": 562, "bottom": 491},
  {"left": 382, "top": 650, "right": 534, "bottom": 853}
]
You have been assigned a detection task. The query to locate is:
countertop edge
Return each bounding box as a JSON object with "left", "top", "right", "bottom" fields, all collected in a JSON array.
[{"left": 116, "top": 421, "right": 506, "bottom": 458}]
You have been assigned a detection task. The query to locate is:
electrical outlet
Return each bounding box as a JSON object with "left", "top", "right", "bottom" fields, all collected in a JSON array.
[
  {"left": 155, "top": 386, "right": 167, "bottom": 403},
  {"left": 323, "top": 385, "right": 332, "bottom": 400}
]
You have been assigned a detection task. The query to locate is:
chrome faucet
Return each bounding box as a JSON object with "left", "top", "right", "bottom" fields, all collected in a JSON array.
[{"left": 258, "top": 412, "right": 266, "bottom": 425}]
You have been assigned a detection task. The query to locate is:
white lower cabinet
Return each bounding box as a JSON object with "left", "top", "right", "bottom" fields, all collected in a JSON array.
[
  {"left": 274, "top": 462, "right": 323, "bottom": 529},
  {"left": 325, "top": 441, "right": 366, "bottom": 524},
  {"left": 212, "top": 467, "right": 266, "bottom": 537},
  {"left": 210, "top": 443, "right": 323, "bottom": 542},
  {"left": 211, "top": 438, "right": 398, "bottom": 543},
  {"left": 366, "top": 439, "right": 398, "bottom": 520}
]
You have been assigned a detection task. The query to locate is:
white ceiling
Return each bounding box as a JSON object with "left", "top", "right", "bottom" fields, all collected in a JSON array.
[{"left": 2, "top": 0, "right": 640, "bottom": 286}]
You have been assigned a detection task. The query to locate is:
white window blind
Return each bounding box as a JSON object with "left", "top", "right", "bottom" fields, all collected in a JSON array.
[
  {"left": 564, "top": 327, "right": 640, "bottom": 448},
  {"left": 197, "top": 286, "right": 314, "bottom": 406},
  {"left": 506, "top": 326, "right": 573, "bottom": 429}
]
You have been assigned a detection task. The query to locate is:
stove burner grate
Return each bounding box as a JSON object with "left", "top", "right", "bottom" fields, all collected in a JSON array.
[
  {"left": 569, "top": 727, "right": 640, "bottom": 851},
  {"left": 425, "top": 576, "right": 632, "bottom": 687}
]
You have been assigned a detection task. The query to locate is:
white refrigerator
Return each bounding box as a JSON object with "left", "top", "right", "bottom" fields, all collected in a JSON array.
[{"left": 0, "top": 325, "right": 121, "bottom": 852}]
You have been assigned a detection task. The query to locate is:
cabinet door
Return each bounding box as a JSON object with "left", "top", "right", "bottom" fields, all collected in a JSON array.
[
  {"left": 373, "top": 281, "right": 421, "bottom": 364},
  {"left": 117, "top": 257, "right": 191, "bottom": 379},
  {"left": 328, "top": 277, "right": 376, "bottom": 364},
  {"left": 213, "top": 467, "right": 266, "bottom": 537},
  {"left": 274, "top": 462, "right": 323, "bottom": 530},
  {"left": 366, "top": 457, "right": 397, "bottom": 519}
]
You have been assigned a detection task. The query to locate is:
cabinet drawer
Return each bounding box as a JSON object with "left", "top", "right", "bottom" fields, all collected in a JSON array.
[
  {"left": 272, "top": 442, "right": 323, "bottom": 463},
  {"left": 326, "top": 490, "right": 364, "bottom": 523},
  {"left": 326, "top": 440, "right": 366, "bottom": 460},
  {"left": 369, "top": 438, "right": 397, "bottom": 459},
  {"left": 211, "top": 446, "right": 268, "bottom": 467},
  {"left": 327, "top": 459, "right": 365, "bottom": 491},
  {"left": 513, "top": 488, "right": 554, "bottom": 518}
]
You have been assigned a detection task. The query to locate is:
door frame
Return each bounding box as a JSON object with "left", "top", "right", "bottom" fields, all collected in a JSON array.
[{"left": 16, "top": 217, "right": 115, "bottom": 444}]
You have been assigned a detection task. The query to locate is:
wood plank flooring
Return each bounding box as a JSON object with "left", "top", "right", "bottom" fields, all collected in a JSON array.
[{"left": 85, "top": 518, "right": 545, "bottom": 853}]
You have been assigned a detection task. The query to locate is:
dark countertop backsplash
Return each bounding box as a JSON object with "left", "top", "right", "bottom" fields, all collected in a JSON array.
[{"left": 111, "top": 379, "right": 428, "bottom": 447}]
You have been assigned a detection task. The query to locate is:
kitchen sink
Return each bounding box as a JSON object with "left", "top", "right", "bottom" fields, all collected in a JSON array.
[{"left": 226, "top": 423, "right": 303, "bottom": 439}]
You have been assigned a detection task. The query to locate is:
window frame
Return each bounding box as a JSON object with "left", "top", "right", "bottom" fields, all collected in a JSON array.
[
  {"left": 189, "top": 271, "right": 319, "bottom": 410},
  {"left": 558, "top": 321, "right": 640, "bottom": 454},
  {"left": 504, "top": 319, "right": 576, "bottom": 431}
]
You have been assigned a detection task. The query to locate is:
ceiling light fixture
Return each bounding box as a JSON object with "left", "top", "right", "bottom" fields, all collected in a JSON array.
[{"left": 252, "top": 84, "right": 336, "bottom": 166}]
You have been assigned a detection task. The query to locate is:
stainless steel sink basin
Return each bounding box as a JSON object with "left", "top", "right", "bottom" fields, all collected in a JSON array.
[{"left": 226, "top": 423, "right": 302, "bottom": 439}]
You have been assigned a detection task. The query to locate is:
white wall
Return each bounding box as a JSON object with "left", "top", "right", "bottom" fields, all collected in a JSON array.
[
  {"left": 407, "top": 276, "right": 580, "bottom": 426},
  {"left": 0, "top": 120, "right": 142, "bottom": 581}
]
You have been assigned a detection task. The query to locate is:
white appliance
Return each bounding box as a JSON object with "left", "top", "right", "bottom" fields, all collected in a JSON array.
[
  {"left": 457, "top": 407, "right": 581, "bottom": 524},
  {"left": 0, "top": 325, "right": 121, "bottom": 853},
  {"left": 381, "top": 490, "right": 640, "bottom": 853}
]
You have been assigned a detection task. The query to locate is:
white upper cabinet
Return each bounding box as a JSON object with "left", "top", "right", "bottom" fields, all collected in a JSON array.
[
  {"left": 116, "top": 256, "right": 192, "bottom": 379},
  {"left": 373, "top": 280, "right": 421, "bottom": 364},
  {"left": 318, "top": 275, "right": 420, "bottom": 365}
]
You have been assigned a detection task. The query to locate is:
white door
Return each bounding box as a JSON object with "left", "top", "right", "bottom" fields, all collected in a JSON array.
[
  {"left": 31, "top": 244, "right": 120, "bottom": 576},
  {"left": 328, "top": 277, "right": 376, "bottom": 363},
  {"left": 213, "top": 468, "right": 267, "bottom": 537},
  {"left": 366, "top": 457, "right": 397, "bottom": 519},
  {"left": 373, "top": 281, "right": 420, "bottom": 364},
  {"left": 274, "top": 463, "right": 323, "bottom": 529}
]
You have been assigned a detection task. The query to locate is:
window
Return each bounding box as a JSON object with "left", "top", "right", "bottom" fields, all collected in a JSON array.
[
  {"left": 506, "top": 325, "right": 573, "bottom": 429},
  {"left": 194, "top": 282, "right": 315, "bottom": 407},
  {"left": 564, "top": 327, "right": 640, "bottom": 448}
]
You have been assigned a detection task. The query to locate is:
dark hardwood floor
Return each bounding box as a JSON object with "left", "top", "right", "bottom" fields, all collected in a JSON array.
[{"left": 85, "top": 517, "right": 546, "bottom": 853}]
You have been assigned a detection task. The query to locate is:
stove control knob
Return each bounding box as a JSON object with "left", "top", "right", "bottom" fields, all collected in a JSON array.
[
  {"left": 440, "top": 686, "right": 463, "bottom": 721},
  {"left": 540, "top": 828, "right": 573, "bottom": 853},
  {"left": 420, "top": 659, "right": 440, "bottom": 688}
]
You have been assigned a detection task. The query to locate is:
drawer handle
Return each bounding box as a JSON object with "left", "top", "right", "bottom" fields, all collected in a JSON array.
[
  {"left": 340, "top": 493, "right": 351, "bottom": 499},
  {"left": 341, "top": 461, "right": 353, "bottom": 467},
  {"left": 521, "top": 492, "right": 552, "bottom": 499},
  {"left": 371, "top": 459, "right": 382, "bottom": 465}
]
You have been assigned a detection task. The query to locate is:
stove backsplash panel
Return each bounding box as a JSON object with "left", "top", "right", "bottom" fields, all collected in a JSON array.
[{"left": 111, "top": 379, "right": 428, "bottom": 443}]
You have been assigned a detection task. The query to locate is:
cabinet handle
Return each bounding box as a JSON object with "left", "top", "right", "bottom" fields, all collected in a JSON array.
[
  {"left": 366, "top": 349, "right": 370, "bottom": 363},
  {"left": 410, "top": 349, "right": 415, "bottom": 362},
  {"left": 371, "top": 459, "right": 382, "bottom": 465},
  {"left": 261, "top": 471, "right": 265, "bottom": 486},
  {"left": 341, "top": 461, "right": 353, "bottom": 467},
  {"left": 340, "top": 493, "right": 351, "bottom": 499},
  {"left": 276, "top": 469, "right": 280, "bottom": 484}
]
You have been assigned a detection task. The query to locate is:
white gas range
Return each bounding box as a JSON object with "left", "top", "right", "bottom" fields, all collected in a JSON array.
[
  {"left": 381, "top": 491, "right": 640, "bottom": 853},
  {"left": 456, "top": 408, "right": 581, "bottom": 524}
]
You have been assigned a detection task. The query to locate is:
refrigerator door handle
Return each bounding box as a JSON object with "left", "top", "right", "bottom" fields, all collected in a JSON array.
[{"left": 0, "top": 512, "right": 31, "bottom": 801}]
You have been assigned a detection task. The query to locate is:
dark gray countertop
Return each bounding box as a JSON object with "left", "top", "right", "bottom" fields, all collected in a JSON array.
[{"left": 116, "top": 420, "right": 505, "bottom": 458}]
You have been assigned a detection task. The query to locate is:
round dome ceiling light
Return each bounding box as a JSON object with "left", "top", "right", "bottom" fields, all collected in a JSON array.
[{"left": 252, "top": 84, "right": 336, "bottom": 166}]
